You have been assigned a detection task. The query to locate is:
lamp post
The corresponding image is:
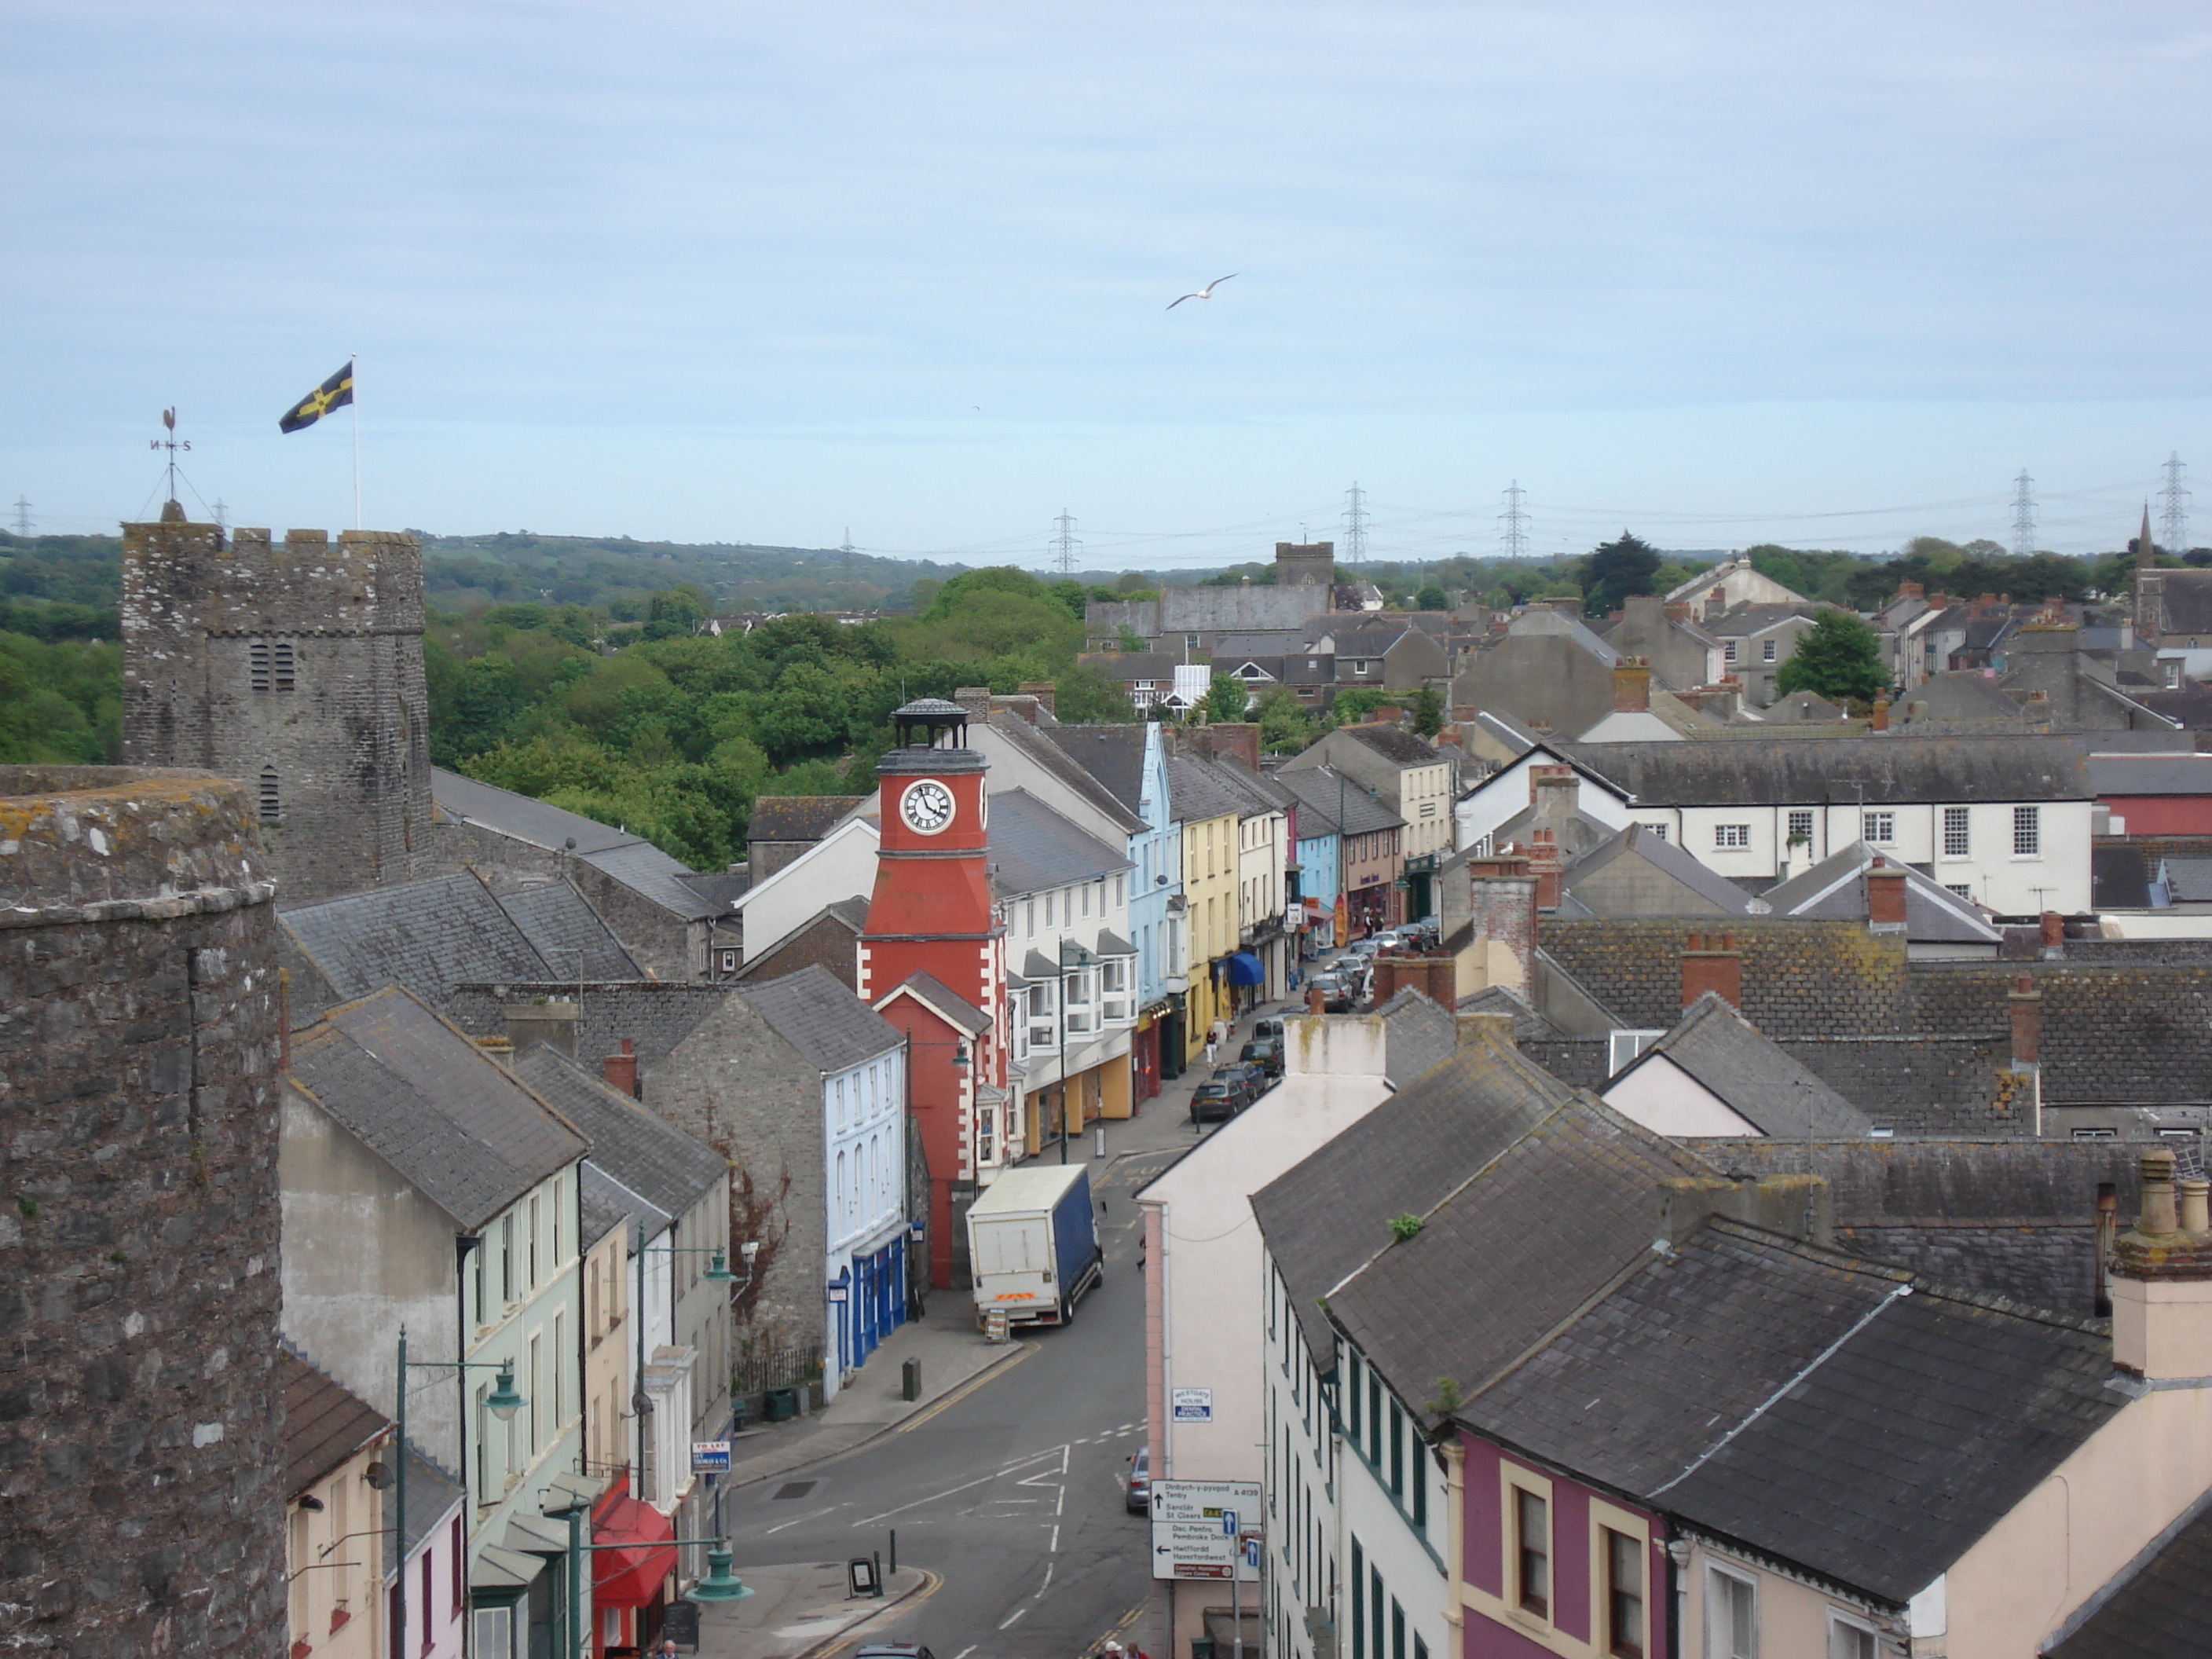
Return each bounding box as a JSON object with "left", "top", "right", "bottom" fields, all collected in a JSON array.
[
  {"left": 1058, "top": 939, "right": 1091, "bottom": 1164},
  {"left": 394, "top": 1328, "right": 526, "bottom": 1659}
]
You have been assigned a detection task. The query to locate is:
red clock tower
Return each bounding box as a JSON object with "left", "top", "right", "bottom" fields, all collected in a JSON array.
[{"left": 861, "top": 699, "right": 1009, "bottom": 1285}]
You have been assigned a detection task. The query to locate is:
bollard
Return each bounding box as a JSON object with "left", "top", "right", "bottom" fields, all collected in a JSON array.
[
  {"left": 873, "top": 1550, "right": 884, "bottom": 1596},
  {"left": 902, "top": 1356, "right": 921, "bottom": 1401},
  {"left": 1097, "top": 1124, "right": 1106, "bottom": 1159},
  {"left": 889, "top": 1529, "right": 897, "bottom": 1575}
]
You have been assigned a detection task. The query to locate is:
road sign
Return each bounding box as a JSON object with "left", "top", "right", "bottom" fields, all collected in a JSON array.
[
  {"left": 1151, "top": 1478, "right": 1262, "bottom": 1581},
  {"left": 1172, "top": 1387, "right": 1214, "bottom": 1423}
]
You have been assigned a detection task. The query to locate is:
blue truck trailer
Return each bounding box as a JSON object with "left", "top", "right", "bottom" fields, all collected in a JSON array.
[{"left": 965, "top": 1163, "right": 1104, "bottom": 1328}]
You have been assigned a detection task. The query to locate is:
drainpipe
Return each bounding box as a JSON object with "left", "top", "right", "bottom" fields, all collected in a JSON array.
[{"left": 1667, "top": 1536, "right": 1690, "bottom": 1659}]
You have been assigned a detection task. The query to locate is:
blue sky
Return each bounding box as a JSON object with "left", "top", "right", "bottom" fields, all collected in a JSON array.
[{"left": 4, "top": 2, "right": 2208, "bottom": 567}]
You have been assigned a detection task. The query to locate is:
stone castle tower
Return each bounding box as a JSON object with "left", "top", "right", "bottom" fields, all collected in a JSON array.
[
  {"left": 1, "top": 764, "right": 287, "bottom": 1654},
  {"left": 120, "top": 502, "right": 431, "bottom": 905}
]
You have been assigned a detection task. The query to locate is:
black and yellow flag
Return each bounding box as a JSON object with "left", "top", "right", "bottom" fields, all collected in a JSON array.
[{"left": 279, "top": 361, "right": 354, "bottom": 434}]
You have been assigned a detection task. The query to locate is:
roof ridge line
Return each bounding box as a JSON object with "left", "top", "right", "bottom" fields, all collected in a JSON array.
[{"left": 1649, "top": 1280, "right": 1915, "bottom": 1499}]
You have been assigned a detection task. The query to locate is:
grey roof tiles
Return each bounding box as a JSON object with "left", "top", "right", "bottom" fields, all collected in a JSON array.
[
  {"left": 287, "top": 986, "right": 588, "bottom": 1231},
  {"left": 988, "top": 788, "right": 1132, "bottom": 895},
  {"left": 515, "top": 1045, "right": 724, "bottom": 1221},
  {"left": 1559, "top": 736, "right": 2093, "bottom": 807},
  {"left": 734, "top": 963, "right": 905, "bottom": 1074}
]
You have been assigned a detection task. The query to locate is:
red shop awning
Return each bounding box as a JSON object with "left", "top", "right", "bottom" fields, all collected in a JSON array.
[{"left": 592, "top": 1490, "right": 677, "bottom": 1608}]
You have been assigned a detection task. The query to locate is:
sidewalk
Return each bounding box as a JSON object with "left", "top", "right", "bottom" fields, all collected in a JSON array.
[
  {"left": 723, "top": 1306, "right": 1025, "bottom": 1490},
  {"left": 696, "top": 1560, "right": 930, "bottom": 1659}
]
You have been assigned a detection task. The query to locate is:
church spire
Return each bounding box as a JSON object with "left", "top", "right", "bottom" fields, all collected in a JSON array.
[{"left": 2140, "top": 501, "right": 2157, "bottom": 569}]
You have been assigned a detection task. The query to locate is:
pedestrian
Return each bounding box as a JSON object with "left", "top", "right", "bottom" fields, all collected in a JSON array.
[
  {"left": 1203, "top": 1030, "right": 1218, "bottom": 1066},
  {"left": 656, "top": 1636, "right": 681, "bottom": 1659}
]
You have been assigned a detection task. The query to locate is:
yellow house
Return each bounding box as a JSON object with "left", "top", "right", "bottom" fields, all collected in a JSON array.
[
  {"left": 1168, "top": 756, "right": 1244, "bottom": 1066},
  {"left": 283, "top": 1353, "right": 393, "bottom": 1659}
]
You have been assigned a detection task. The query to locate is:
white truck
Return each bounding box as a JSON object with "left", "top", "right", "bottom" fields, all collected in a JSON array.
[{"left": 966, "top": 1163, "right": 1104, "bottom": 1328}]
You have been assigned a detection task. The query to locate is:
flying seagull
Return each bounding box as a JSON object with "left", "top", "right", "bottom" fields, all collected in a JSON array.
[{"left": 1167, "top": 273, "right": 1237, "bottom": 310}]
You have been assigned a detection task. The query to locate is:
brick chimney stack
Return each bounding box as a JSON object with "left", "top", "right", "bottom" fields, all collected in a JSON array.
[
  {"left": 2112, "top": 1148, "right": 2212, "bottom": 1379},
  {"left": 1613, "top": 657, "right": 1652, "bottom": 713},
  {"left": 1681, "top": 932, "right": 1742, "bottom": 1009},
  {"left": 1865, "top": 857, "right": 1908, "bottom": 931},
  {"left": 1463, "top": 851, "right": 1536, "bottom": 993},
  {"left": 603, "top": 1037, "right": 639, "bottom": 1098},
  {"left": 1871, "top": 692, "right": 1891, "bottom": 733},
  {"left": 1529, "top": 764, "right": 1579, "bottom": 822},
  {"left": 954, "top": 686, "right": 992, "bottom": 720},
  {"left": 2007, "top": 975, "right": 2042, "bottom": 1069},
  {"left": 1018, "top": 680, "right": 1057, "bottom": 719},
  {"left": 2040, "top": 911, "right": 2066, "bottom": 954},
  {"left": 1525, "top": 829, "right": 1564, "bottom": 912}
]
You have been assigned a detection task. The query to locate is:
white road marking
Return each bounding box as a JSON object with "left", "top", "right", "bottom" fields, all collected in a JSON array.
[
  {"left": 1000, "top": 1607, "right": 1030, "bottom": 1630},
  {"left": 851, "top": 1444, "right": 1068, "bottom": 1526},
  {"left": 1050, "top": 1523, "right": 1061, "bottom": 1552},
  {"left": 760, "top": 1505, "right": 836, "bottom": 1536},
  {"left": 1041, "top": 1560, "right": 1056, "bottom": 1591},
  {"left": 954, "top": 1648, "right": 977, "bottom": 1659}
]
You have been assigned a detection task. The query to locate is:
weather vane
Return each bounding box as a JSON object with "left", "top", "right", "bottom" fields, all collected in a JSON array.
[{"left": 150, "top": 407, "right": 190, "bottom": 506}]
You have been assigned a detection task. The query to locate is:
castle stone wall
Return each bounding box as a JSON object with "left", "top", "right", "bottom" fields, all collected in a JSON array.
[{"left": 0, "top": 767, "right": 286, "bottom": 1657}]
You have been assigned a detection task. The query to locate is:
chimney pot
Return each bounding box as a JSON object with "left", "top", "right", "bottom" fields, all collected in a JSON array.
[
  {"left": 2141, "top": 1149, "right": 2180, "bottom": 1236},
  {"left": 1870, "top": 693, "right": 1890, "bottom": 733},
  {"left": 2041, "top": 911, "right": 2065, "bottom": 949},
  {"left": 1308, "top": 984, "right": 1326, "bottom": 1016},
  {"left": 2181, "top": 1179, "right": 2210, "bottom": 1238}
]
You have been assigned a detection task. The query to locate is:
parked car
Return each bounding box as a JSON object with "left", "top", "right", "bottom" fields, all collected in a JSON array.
[
  {"left": 1313, "top": 974, "right": 1357, "bottom": 1013},
  {"left": 857, "top": 1647, "right": 937, "bottom": 1659},
  {"left": 1126, "top": 1445, "right": 1152, "bottom": 1513},
  {"left": 1189, "top": 1080, "right": 1238, "bottom": 1124},
  {"left": 1240, "top": 1037, "right": 1284, "bottom": 1080},
  {"left": 1253, "top": 1016, "right": 1284, "bottom": 1042},
  {"left": 1216, "top": 1061, "right": 1267, "bottom": 1107}
]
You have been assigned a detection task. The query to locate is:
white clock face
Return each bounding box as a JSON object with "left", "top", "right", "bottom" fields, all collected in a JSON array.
[{"left": 900, "top": 778, "right": 957, "bottom": 835}]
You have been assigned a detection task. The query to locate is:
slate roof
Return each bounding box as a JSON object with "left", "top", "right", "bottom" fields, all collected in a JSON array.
[
  {"left": 987, "top": 788, "right": 1132, "bottom": 895},
  {"left": 1324, "top": 624, "right": 1419, "bottom": 657},
  {"left": 678, "top": 868, "right": 753, "bottom": 910},
  {"left": 1563, "top": 822, "right": 1755, "bottom": 916},
  {"left": 495, "top": 884, "right": 646, "bottom": 979},
  {"left": 2093, "top": 844, "right": 2152, "bottom": 909},
  {"left": 580, "top": 1166, "right": 637, "bottom": 1248},
  {"left": 1700, "top": 602, "right": 1826, "bottom": 638},
  {"left": 1337, "top": 723, "right": 1447, "bottom": 768},
  {"left": 878, "top": 969, "right": 992, "bottom": 1035},
  {"left": 746, "top": 796, "right": 869, "bottom": 842},
  {"left": 1461, "top": 1224, "right": 1907, "bottom": 1498},
  {"left": 1560, "top": 736, "right": 2094, "bottom": 806},
  {"left": 1459, "top": 1221, "right": 2123, "bottom": 1606},
  {"left": 733, "top": 963, "right": 904, "bottom": 1074},
  {"left": 287, "top": 986, "right": 588, "bottom": 1232},
  {"left": 2045, "top": 1489, "right": 2212, "bottom": 1659},
  {"left": 434, "top": 766, "right": 638, "bottom": 855},
  {"left": 1626, "top": 992, "right": 1873, "bottom": 1137},
  {"left": 1250, "top": 1038, "right": 1584, "bottom": 1367},
  {"left": 2159, "top": 856, "right": 2212, "bottom": 902},
  {"left": 1166, "top": 755, "right": 1252, "bottom": 826},
  {"left": 1763, "top": 842, "right": 2001, "bottom": 945},
  {"left": 1325, "top": 1096, "right": 1723, "bottom": 1419},
  {"left": 1273, "top": 767, "right": 1406, "bottom": 837},
  {"left": 1373, "top": 986, "right": 1456, "bottom": 1090},
  {"left": 1081, "top": 651, "right": 1182, "bottom": 683},
  {"left": 1039, "top": 723, "right": 1152, "bottom": 818},
  {"left": 515, "top": 1046, "right": 724, "bottom": 1221},
  {"left": 282, "top": 873, "right": 556, "bottom": 1005},
  {"left": 988, "top": 712, "right": 1145, "bottom": 833},
  {"left": 2089, "top": 753, "right": 2212, "bottom": 796},
  {"left": 1469, "top": 709, "right": 1543, "bottom": 756},
  {"left": 1654, "top": 1260, "right": 2118, "bottom": 1604},
  {"left": 432, "top": 767, "right": 714, "bottom": 920},
  {"left": 280, "top": 1351, "right": 390, "bottom": 1496},
  {"left": 399, "top": 1448, "right": 466, "bottom": 1552},
  {"left": 581, "top": 838, "right": 720, "bottom": 920}
]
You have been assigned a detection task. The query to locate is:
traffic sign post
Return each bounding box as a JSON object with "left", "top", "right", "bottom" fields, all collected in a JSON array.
[{"left": 1150, "top": 1479, "right": 1261, "bottom": 1582}]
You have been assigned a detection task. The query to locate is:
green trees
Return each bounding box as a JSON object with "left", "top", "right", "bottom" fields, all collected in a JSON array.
[
  {"left": 1774, "top": 612, "right": 1888, "bottom": 705},
  {"left": 1580, "top": 532, "right": 1662, "bottom": 618},
  {"left": 1204, "top": 673, "right": 1252, "bottom": 723},
  {"left": 0, "top": 634, "right": 119, "bottom": 763},
  {"left": 1408, "top": 687, "right": 1444, "bottom": 737}
]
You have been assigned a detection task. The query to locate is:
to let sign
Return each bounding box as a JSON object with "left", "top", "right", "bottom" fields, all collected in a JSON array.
[
  {"left": 691, "top": 1441, "right": 731, "bottom": 1473},
  {"left": 1150, "top": 1478, "right": 1262, "bottom": 1581}
]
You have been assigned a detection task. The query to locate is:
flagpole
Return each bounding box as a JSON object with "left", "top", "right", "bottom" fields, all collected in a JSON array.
[{"left": 350, "top": 353, "right": 361, "bottom": 529}]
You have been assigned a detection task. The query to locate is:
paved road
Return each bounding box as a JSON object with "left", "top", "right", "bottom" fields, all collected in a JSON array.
[{"left": 725, "top": 1138, "right": 1187, "bottom": 1659}]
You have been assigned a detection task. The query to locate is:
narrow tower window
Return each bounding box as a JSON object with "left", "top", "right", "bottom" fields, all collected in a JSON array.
[
  {"left": 258, "top": 768, "right": 280, "bottom": 823},
  {"left": 250, "top": 640, "right": 270, "bottom": 691},
  {"left": 273, "top": 640, "right": 295, "bottom": 690}
]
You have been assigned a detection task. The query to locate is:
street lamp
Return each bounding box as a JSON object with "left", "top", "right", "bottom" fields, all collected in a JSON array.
[{"left": 394, "top": 1328, "right": 529, "bottom": 1659}]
